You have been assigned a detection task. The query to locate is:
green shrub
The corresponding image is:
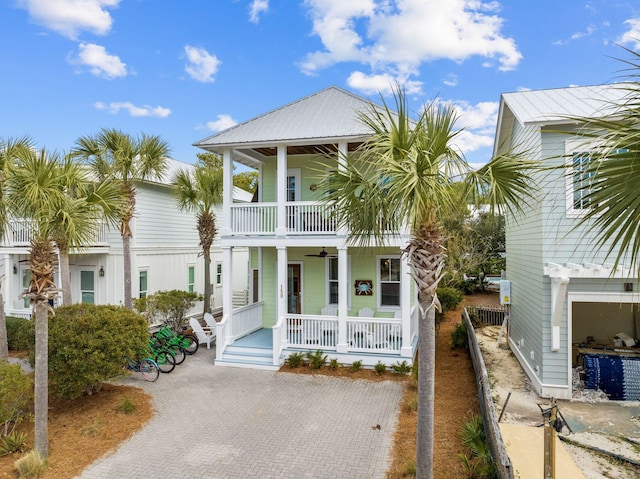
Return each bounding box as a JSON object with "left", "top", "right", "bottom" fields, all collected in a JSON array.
[
  {"left": 118, "top": 398, "right": 136, "bottom": 415},
  {"left": 374, "top": 361, "right": 387, "bottom": 375},
  {"left": 6, "top": 317, "right": 35, "bottom": 352},
  {"left": 0, "top": 362, "right": 33, "bottom": 436},
  {"left": 14, "top": 450, "right": 47, "bottom": 478},
  {"left": 437, "top": 287, "right": 464, "bottom": 312},
  {"left": 349, "top": 360, "right": 363, "bottom": 372},
  {"left": 459, "top": 414, "right": 497, "bottom": 478},
  {"left": 48, "top": 304, "right": 149, "bottom": 399},
  {"left": 306, "top": 350, "right": 327, "bottom": 370},
  {"left": 391, "top": 360, "right": 412, "bottom": 375},
  {"left": 451, "top": 321, "right": 469, "bottom": 350},
  {"left": 135, "top": 290, "right": 201, "bottom": 332},
  {"left": 0, "top": 430, "right": 28, "bottom": 456},
  {"left": 285, "top": 352, "right": 305, "bottom": 369},
  {"left": 328, "top": 358, "right": 341, "bottom": 371}
]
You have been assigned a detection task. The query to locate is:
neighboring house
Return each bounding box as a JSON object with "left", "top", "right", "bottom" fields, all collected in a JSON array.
[
  {"left": 494, "top": 83, "right": 639, "bottom": 399},
  {"left": 1, "top": 158, "right": 250, "bottom": 318},
  {"left": 195, "top": 86, "right": 418, "bottom": 369}
]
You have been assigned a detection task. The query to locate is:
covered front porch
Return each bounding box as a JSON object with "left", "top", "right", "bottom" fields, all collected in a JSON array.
[{"left": 214, "top": 301, "right": 418, "bottom": 369}]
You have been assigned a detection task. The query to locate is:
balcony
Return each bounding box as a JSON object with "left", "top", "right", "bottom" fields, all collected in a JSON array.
[
  {"left": 230, "top": 201, "right": 337, "bottom": 236},
  {"left": 2, "top": 219, "right": 109, "bottom": 247}
]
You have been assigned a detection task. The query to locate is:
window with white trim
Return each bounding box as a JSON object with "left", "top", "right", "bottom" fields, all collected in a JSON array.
[
  {"left": 215, "top": 262, "right": 222, "bottom": 285},
  {"left": 139, "top": 270, "right": 148, "bottom": 298},
  {"left": 328, "top": 257, "right": 339, "bottom": 304},
  {"left": 188, "top": 265, "right": 195, "bottom": 293},
  {"left": 378, "top": 256, "right": 401, "bottom": 307}
]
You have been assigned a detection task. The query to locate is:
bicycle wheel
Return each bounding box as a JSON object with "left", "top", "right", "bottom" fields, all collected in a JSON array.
[
  {"left": 155, "top": 351, "right": 176, "bottom": 373},
  {"left": 169, "top": 346, "right": 186, "bottom": 365},
  {"left": 182, "top": 334, "right": 198, "bottom": 355},
  {"left": 139, "top": 359, "right": 160, "bottom": 382}
]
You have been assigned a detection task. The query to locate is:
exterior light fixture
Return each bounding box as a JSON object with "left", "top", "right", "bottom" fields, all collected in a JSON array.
[{"left": 99, "top": 266, "right": 105, "bottom": 277}]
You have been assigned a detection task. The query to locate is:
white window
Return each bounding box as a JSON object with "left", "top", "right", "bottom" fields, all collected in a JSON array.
[
  {"left": 188, "top": 265, "right": 195, "bottom": 293},
  {"left": 139, "top": 270, "right": 148, "bottom": 298},
  {"left": 215, "top": 263, "right": 222, "bottom": 285},
  {"left": 378, "top": 256, "right": 401, "bottom": 308},
  {"left": 328, "top": 257, "right": 339, "bottom": 304}
]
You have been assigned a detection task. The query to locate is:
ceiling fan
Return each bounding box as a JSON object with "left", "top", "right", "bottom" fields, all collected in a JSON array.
[{"left": 305, "top": 247, "right": 329, "bottom": 258}]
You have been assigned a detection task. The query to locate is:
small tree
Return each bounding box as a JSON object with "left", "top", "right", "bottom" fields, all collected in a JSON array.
[
  {"left": 48, "top": 304, "right": 149, "bottom": 399},
  {"left": 0, "top": 362, "right": 33, "bottom": 436},
  {"left": 134, "top": 290, "right": 200, "bottom": 332}
]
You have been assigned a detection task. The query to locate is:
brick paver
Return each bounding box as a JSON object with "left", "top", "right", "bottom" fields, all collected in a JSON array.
[{"left": 76, "top": 347, "right": 403, "bottom": 479}]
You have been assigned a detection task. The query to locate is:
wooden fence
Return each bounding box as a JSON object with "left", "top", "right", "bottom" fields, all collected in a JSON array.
[
  {"left": 466, "top": 304, "right": 506, "bottom": 326},
  {"left": 463, "top": 307, "right": 513, "bottom": 479}
]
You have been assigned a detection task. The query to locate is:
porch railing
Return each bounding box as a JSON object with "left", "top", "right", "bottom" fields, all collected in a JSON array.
[
  {"left": 346, "top": 318, "right": 402, "bottom": 353},
  {"left": 230, "top": 203, "right": 276, "bottom": 234},
  {"left": 215, "top": 314, "right": 230, "bottom": 361},
  {"left": 285, "top": 314, "right": 339, "bottom": 349},
  {"left": 3, "top": 219, "right": 108, "bottom": 246},
  {"left": 272, "top": 315, "right": 286, "bottom": 365},
  {"left": 232, "top": 302, "right": 263, "bottom": 339},
  {"left": 286, "top": 202, "right": 337, "bottom": 234}
]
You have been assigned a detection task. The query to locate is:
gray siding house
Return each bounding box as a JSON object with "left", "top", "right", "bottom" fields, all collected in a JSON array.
[{"left": 494, "top": 84, "right": 639, "bottom": 399}]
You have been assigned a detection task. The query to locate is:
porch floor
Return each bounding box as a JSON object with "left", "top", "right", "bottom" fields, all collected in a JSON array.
[{"left": 234, "top": 327, "right": 273, "bottom": 348}]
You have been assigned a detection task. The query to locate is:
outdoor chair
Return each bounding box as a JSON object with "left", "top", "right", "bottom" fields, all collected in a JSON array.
[
  {"left": 203, "top": 312, "right": 217, "bottom": 332},
  {"left": 358, "top": 307, "right": 375, "bottom": 317},
  {"left": 321, "top": 305, "right": 338, "bottom": 316},
  {"left": 189, "top": 317, "right": 215, "bottom": 349}
]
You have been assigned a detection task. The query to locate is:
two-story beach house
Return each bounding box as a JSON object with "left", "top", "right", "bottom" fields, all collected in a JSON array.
[
  {"left": 195, "top": 86, "right": 418, "bottom": 369},
  {"left": 494, "top": 84, "right": 640, "bottom": 399},
  {"left": 1, "top": 158, "right": 251, "bottom": 318}
]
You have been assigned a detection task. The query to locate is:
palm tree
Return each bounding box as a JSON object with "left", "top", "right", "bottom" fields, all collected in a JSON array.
[
  {"left": 0, "top": 137, "right": 34, "bottom": 361},
  {"left": 71, "top": 129, "right": 170, "bottom": 309},
  {"left": 561, "top": 51, "right": 640, "bottom": 273},
  {"left": 5, "top": 145, "right": 102, "bottom": 457},
  {"left": 171, "top": 153, "right": 223, "bottom": 313},
  {"left": 49, "top": 158, "right": 123, "bottom": 305},
  {"left": 319, "top": 87, "right": 536, "bottom": 479}
]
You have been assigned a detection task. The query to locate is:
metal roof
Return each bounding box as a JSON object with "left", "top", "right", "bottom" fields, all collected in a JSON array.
[
  {"left": 501, "top": 83, "right": 629, "bottom": 126},
  {"left": 194, "top": 86, "right": 376, "bottom": 150}
]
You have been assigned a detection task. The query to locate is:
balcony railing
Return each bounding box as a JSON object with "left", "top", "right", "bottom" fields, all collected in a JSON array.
[
  {"left": 3, "top": 219, "right": 109, "bottom": 247},
  {"left": 229, "top": 201, "right": 337, "bottom": 235}
]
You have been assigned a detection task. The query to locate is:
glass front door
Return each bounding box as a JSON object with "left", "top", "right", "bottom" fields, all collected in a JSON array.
[{"left": 287, "top": 264, "right": 301, "bottom": 314}]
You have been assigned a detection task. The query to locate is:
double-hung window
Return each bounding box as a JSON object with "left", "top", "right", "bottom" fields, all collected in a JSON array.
[
  {"left": 566, "top": 140, "right": 596, "bottom": 218},
  {"left": 139, "top": 270, "right": 148, "bottom": 298},
  {"left": 188, "top": 265, "right": 195, "bottom": 293},
  {"left": 328, "top": 257, "right": 339, "bottom": 304},
  {"left": 378, "top": 256, "right": 401, "bottom": 308},
  {"left": 215, "top": 263, "right": 222, "bottom": 285}
]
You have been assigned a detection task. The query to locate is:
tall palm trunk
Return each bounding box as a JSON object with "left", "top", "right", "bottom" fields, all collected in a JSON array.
[
  {"left": 121, "top": 188, "right": 135, "bottom": 309},
  {"left": 29, "top": 236, "right": 57, "bottom": 458},
  {"left": 0, "top": 290, "right": 7, "bottom": 361},
  {"left": 58, "top": 247, "right": 72, "bottom": 305},
  {"left": 405, "top": 223, "right": 446, "bottom": 479},
  {"left": 199, "top": 210, "right": 216, "bottom": 314},
  {"left": 122, "top": 231, "right": 132, "bottom": 308}
]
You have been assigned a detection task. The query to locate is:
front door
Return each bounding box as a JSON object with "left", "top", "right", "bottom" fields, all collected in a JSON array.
[{"left": 287, "top": 264, "right": 301, "bottom": 314}]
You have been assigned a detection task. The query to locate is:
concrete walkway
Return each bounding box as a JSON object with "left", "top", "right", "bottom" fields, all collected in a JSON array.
[{"left": 76, "top": 346, "right": 404, "bottom": 479}]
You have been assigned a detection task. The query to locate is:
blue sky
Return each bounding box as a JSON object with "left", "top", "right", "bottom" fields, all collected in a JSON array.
[{"left": 1, "top": 0, "right": 639, "bottom": 170}]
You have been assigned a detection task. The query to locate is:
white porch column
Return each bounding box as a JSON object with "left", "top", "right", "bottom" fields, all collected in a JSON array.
[
  {"left": 276, "top": 146, "right": 287, "bottom": 236},
  {"left": 3, "top": 255, "right": 11, "bottom": 314},
  {"left": 222, "top": 246, "right": 233, "bottom": 337},
  {"left": 336, "top": 142, "right": 349, "bottom": 237},
  {"left": 336, "top": 246, "right": 349, "bottom": 353},
  {"left": 276, "top": 246, "right": 288, "bottom": 323},
  {"left": 221, "top": 149, "right": 233, "bottom": 236},
  {"left": 400, "top": 253, "right": 413, "bottom": 357}
]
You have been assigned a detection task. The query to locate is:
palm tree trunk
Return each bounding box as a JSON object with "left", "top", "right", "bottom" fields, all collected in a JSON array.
[
  {"left": 33, "top": 299, "right": 48, "bottom": 457},
  {"left": 59, "top": 249, "right": 72, "bottom": 305},
  {"left": 416, "top": 293, "right": 436, "bottom": 479},
  {"left": 123, "top": 231, "right": 132, "bottom": 309},
  {"left": 203, "top": 245, "right": 211, "bottom": 314},
  {"left": 0, "top": 291, "right": 7, "bottom": 361}
]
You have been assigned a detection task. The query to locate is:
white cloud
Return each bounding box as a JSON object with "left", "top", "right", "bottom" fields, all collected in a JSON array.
[
  {"left": 206, "top": 114, "right": 238, "bottom": 132},
  {"left": 249, "top": 0, "right": 269, "bottom": 23},
  {"left": 95, "top": 101, "right": 171, "bottom": 118},
  {"left": 346, "top": 71, "right": 422, "bottom": 95},
  {"left": 16, "top": 0, "right": 119, "bottom": 40},
  {"left": 301, "top": 0, "right": 522, "bottom": 91},
  {"left": 442, "top": 73, "right": 458, "bottom": 87},
  {"left": 620, "top": 18, "right": 640, "bottom": 50},
  {"left": 431, "top": 99, "right": 498, "bottom": 154},
  {"left": 184, "top": 45, "right": 221, "bottom": 83},
  {"left": 70, "top": 43, "right": 126, "bottom": 79}
]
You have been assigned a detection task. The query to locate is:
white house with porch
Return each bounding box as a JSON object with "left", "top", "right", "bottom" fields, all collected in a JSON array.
[
  {"left": 1, "top": 158, "right": 251, "bottom": 319},
  {"left": 195, "top": 86, "right": 419, "bottom": 369}
]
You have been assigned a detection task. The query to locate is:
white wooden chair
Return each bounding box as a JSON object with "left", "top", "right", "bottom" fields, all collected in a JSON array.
[
  {"left": 321, "top": 305, "right": 338, "bottom": 316},
  {"left": 358, "top": 307, "right": 375, "bottom": 317},
  {"left": 203, "top": 312, "right": 217, "bottom": 332},
  {"left": 189, "top": 317, "right": 215, "bottom": 349}
]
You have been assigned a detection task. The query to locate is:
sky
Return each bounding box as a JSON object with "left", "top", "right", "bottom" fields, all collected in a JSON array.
[{"left": 1, "top": 0, "right": 639, "bottom": 170}]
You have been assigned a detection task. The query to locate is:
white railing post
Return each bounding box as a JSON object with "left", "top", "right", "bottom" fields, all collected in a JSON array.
[
  {"left": 401, "top": 253, "right": 413, "bottom": 357},
  {"left": 337, "top": 246, "right": 348, "bottom": 353},
  {"left": 276, "top": 146, "right": 287, "bottom": 236},
  {"left": 221, "top": 149, "right": 233, "bottom": 236}
]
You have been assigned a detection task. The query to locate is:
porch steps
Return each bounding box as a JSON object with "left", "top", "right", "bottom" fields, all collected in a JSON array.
[{"left": 216, "top": 341, "right": 280, "bottom": 371}]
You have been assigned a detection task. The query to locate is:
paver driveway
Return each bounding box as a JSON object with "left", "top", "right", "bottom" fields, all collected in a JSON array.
[{"left": 76, "top": 346, "right": 404, "bottom": 479}]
